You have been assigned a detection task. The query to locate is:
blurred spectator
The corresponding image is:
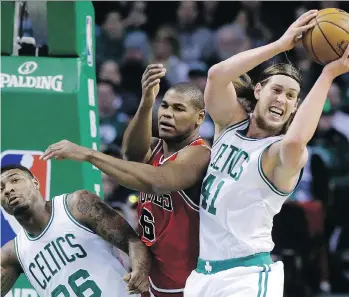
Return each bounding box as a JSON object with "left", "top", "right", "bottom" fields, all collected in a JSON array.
[
  {"left": 239, "top": 2, "right": 273, "bottom": 46},
  {"left": 119, "top": 57, "right": 146, "bottom": 98},
  {"left": 123, "top": 1, "right": 148, "bottom": 31},
  {"left": 123, "top": 31, "right": 150, "bottom": 62},
  {"left": 176, "top": 1, "right": 213, "bottom": 63},
  {"left": 311, "top": 102, "right": 349, "bottom": 230},
  {"left": 150, "top": 26, "right": 189, "bottom": 86},
  {"left": 327, "top": 82, "right": 342, "bottom": 109},
  {"left": 98, "top": 60, "right": 122, "bottom": 86},
  {"left": 201, "top": 2, "right": 220, "bottom": 29},
  {"left": 187, "top": 62, "right": 214, "bottom": 144},
  {"left": 98, "top": 81, "right": 131, "bottom": 146},
  {"left": 187, "top": 61, "right": 207, "bottom": 92},
  {"left": 102, "top": 145, "right": 138, "bottom": 205},
  {"left": 98, "top": 60, "right": 140, "bottom": 116},
  {"left": 332, "top": 107, "right": 349, "bottom": 142},
  {"left": 96, "top": 11, "right": 125, "bottom": 66},
  {"left": 204, "top": 24, "right": 251, "bottom": 68}
]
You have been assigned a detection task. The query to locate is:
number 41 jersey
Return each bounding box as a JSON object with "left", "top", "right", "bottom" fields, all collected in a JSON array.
[
  {"left": 138, "top": 138, "right": 209, "bottom": 297},
  {"left": 15, "top": 194, "right": 132, "bottom": 297}
]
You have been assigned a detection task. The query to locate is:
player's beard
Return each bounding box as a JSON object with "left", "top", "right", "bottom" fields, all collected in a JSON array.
[
  {"left": 13, "top": 204, "right": 30, "bottom": 217},
  {"left": 255, "top": 112, "right": 284, "bottom": 136}
]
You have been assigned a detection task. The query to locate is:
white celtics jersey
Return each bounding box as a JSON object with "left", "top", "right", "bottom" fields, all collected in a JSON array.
[
  {"left": 199, "top": 119, "right": 301, "bottom": 260},
  {"left": 14, "top": 194, "right": 133, "bottom": 297}
]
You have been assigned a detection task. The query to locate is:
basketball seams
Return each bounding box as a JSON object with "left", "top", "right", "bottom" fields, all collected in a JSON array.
[
  {"left": 310, "top": 27, "right": 324, "bottom": 65},
  {"left": 319, "top": 20, "right": 349, "bottom": 36},
  {"left": 315, "top": 18, "right": 342, "bottom": 58}
]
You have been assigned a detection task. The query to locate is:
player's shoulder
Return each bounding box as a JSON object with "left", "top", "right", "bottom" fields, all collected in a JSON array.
[
  {"left": 176, "top": 139, "right": 211, "bottom": 163},
  {"left": 1, "top": 239, "right": 20, "bottom": 266},
  {"left": 190, "top": 137, "right": 211, "bottom": 149},
  {"left": 68, "top": 190, "right": 101, "bottom": 206},
  {"left": 66, "top": 190, "right": 101, "bottom": 219}
]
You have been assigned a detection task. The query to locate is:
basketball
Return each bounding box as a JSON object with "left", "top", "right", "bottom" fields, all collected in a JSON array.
[{"left": 302, "top": 8, "right": 349, "bottom": 65}]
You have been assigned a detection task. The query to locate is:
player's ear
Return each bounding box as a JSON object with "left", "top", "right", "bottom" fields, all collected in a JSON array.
[
  {"left": 32, "top": 177, "right": 40, "bottom": 191},
  {"left": 254, "top": 83, "right": 262, "bottom": 101},
  {"left": 196, "top": 109, "right": 206, "bottom": 126}
]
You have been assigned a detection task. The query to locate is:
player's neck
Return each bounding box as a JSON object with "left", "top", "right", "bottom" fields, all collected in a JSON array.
[
  {"left": 163, "top": 131, "right": 200, "bottom": 157},
  {"left": 247, "top": 115, "right": 280, "bottom": 139},
  {"left": 15, "top": 201, "right": 52, "bottom": 237}
]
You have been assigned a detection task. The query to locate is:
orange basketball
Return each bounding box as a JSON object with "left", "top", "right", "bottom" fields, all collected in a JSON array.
[{"left": 302, "top": 8, "right": 349, "bottom": 65}]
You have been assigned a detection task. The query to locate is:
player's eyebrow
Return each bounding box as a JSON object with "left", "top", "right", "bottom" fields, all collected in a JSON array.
[
  {"left": 2, "top": 173, "right": 20, "bottom": 180},
  {"left": 273, "top": 84, "right": 298, "bottom": 92}
]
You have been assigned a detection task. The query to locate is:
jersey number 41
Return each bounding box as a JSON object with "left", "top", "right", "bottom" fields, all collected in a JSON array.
[{"left": 201, "top": 174, "right": 225, "bottom": 215}]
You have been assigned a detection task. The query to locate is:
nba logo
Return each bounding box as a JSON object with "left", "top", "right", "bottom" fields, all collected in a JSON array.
[{"left": 1, "top": 150, "right": 51, "bottom": 246}]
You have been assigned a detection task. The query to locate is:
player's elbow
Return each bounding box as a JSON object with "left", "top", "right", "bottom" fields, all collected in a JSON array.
[
  {"left": 207, "top": 64, "right": 223, "bottom": 81},
  {"left": 207, "top": 63, "right": 235, "bottom": 87},
  {"left": 150, "top": 185, "right": 167, "bottom": 196},
  {"left": 149, "top": 175, "right": 176, "bottom": 196}
]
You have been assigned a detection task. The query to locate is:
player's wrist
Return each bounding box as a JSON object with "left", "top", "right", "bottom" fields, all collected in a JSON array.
[
  {"left": 320, "top": 68, "right": 336, "bottom": 82},
  {"left": 140, "top": 96, "right": 155, "bottom": 108},
  {"left": 83, "top": 147, "right": 94, "bottom": 162},
  {"left": 273, "top": 39, "right": 288, "bottom": 53}
]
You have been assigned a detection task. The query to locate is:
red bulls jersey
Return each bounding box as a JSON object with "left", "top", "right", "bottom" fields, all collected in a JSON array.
[{"left": 138, "top": 138, "right": 209, "bottom": 297}]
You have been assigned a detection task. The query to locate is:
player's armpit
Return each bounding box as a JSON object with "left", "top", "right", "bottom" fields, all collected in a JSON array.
[
  {"left": 1, "top": 240, "right": 22, "bottom": 297},
  {"left": 260, "top": 141, "right": 308, "bottom": 194},
  {"left": 152, "top": 144, "right": 211, "bottom": 195}
]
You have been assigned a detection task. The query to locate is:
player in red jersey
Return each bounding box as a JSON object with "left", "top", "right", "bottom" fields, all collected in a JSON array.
[{"left": 42, "top": 64, "right": 211, "bottom": 296}]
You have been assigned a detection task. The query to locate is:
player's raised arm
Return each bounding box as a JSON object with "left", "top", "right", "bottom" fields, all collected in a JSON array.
[
  {"left": 67, "top": 190, "right": 150, "bottom": 294},
  {"left": 1, "top": 240, "right": 22, "bottom": 297},
  {"left": 121, "top": 64, "right": 166, "bottom": 163},
  {"left": 206, "top": 10, "right": 318, "bottom": 132},
  {"left": 265, "top": 44, "right": 349, "bottom": 189},
  {"left": 42, "top": 140, "right": 210, "bottom": 195}
]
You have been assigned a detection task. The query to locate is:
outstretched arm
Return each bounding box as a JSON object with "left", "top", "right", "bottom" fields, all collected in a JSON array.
[
  {"left": 67, "top": 190, "right": 150, "bottom": 293},
  {"left": 206, "top": 10, "right": 317, "bottom": 133},
  {"left": 1, "top": 240, "right": 22, "bottom": 297},
  {"left": 263, "top": 45, "right": 349, "bottom": 192},
  {"left": 122, "top": 64, "right": 166, "bottom": 163},
  {"left": 42, "top": 140, "right": 211, "bottom": 195}
]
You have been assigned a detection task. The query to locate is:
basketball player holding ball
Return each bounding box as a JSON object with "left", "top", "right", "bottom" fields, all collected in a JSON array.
[{"left": 183, "top": 9, "right": 349, "bottom": 297}]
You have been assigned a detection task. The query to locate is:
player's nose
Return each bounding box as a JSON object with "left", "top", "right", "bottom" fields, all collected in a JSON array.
[
  {"left": 3, "top": 184, "right": 15, "bottom": 198},
  {"left": 276, "top": 94, "right": 287, "bottom": 104},
  {"left": 162, "top": 109, "right": 173, "bottom": 118}
]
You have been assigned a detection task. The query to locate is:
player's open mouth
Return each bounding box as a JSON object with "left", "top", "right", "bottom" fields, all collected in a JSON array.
[
  {"left": 159, "top": 122, "right": 175, "bottom": 129},
  {"left": 9, "top": 195, "right": 21, "bottom": 206},
  {"left": 269, "top": 107, "right": 283, "bottom": 117}
]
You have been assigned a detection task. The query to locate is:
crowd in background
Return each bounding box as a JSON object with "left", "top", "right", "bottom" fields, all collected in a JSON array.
[{"left": 20, "top": 1, "right": 349, "bottom": 296}]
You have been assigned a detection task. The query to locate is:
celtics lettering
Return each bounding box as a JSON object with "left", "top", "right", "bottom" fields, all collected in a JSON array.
[
  {"left": 210, "top": 144, "right": 249, "bottom": 181},
  {"left": 28, "top": 233, "right": 87, "bottom": 290}
]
